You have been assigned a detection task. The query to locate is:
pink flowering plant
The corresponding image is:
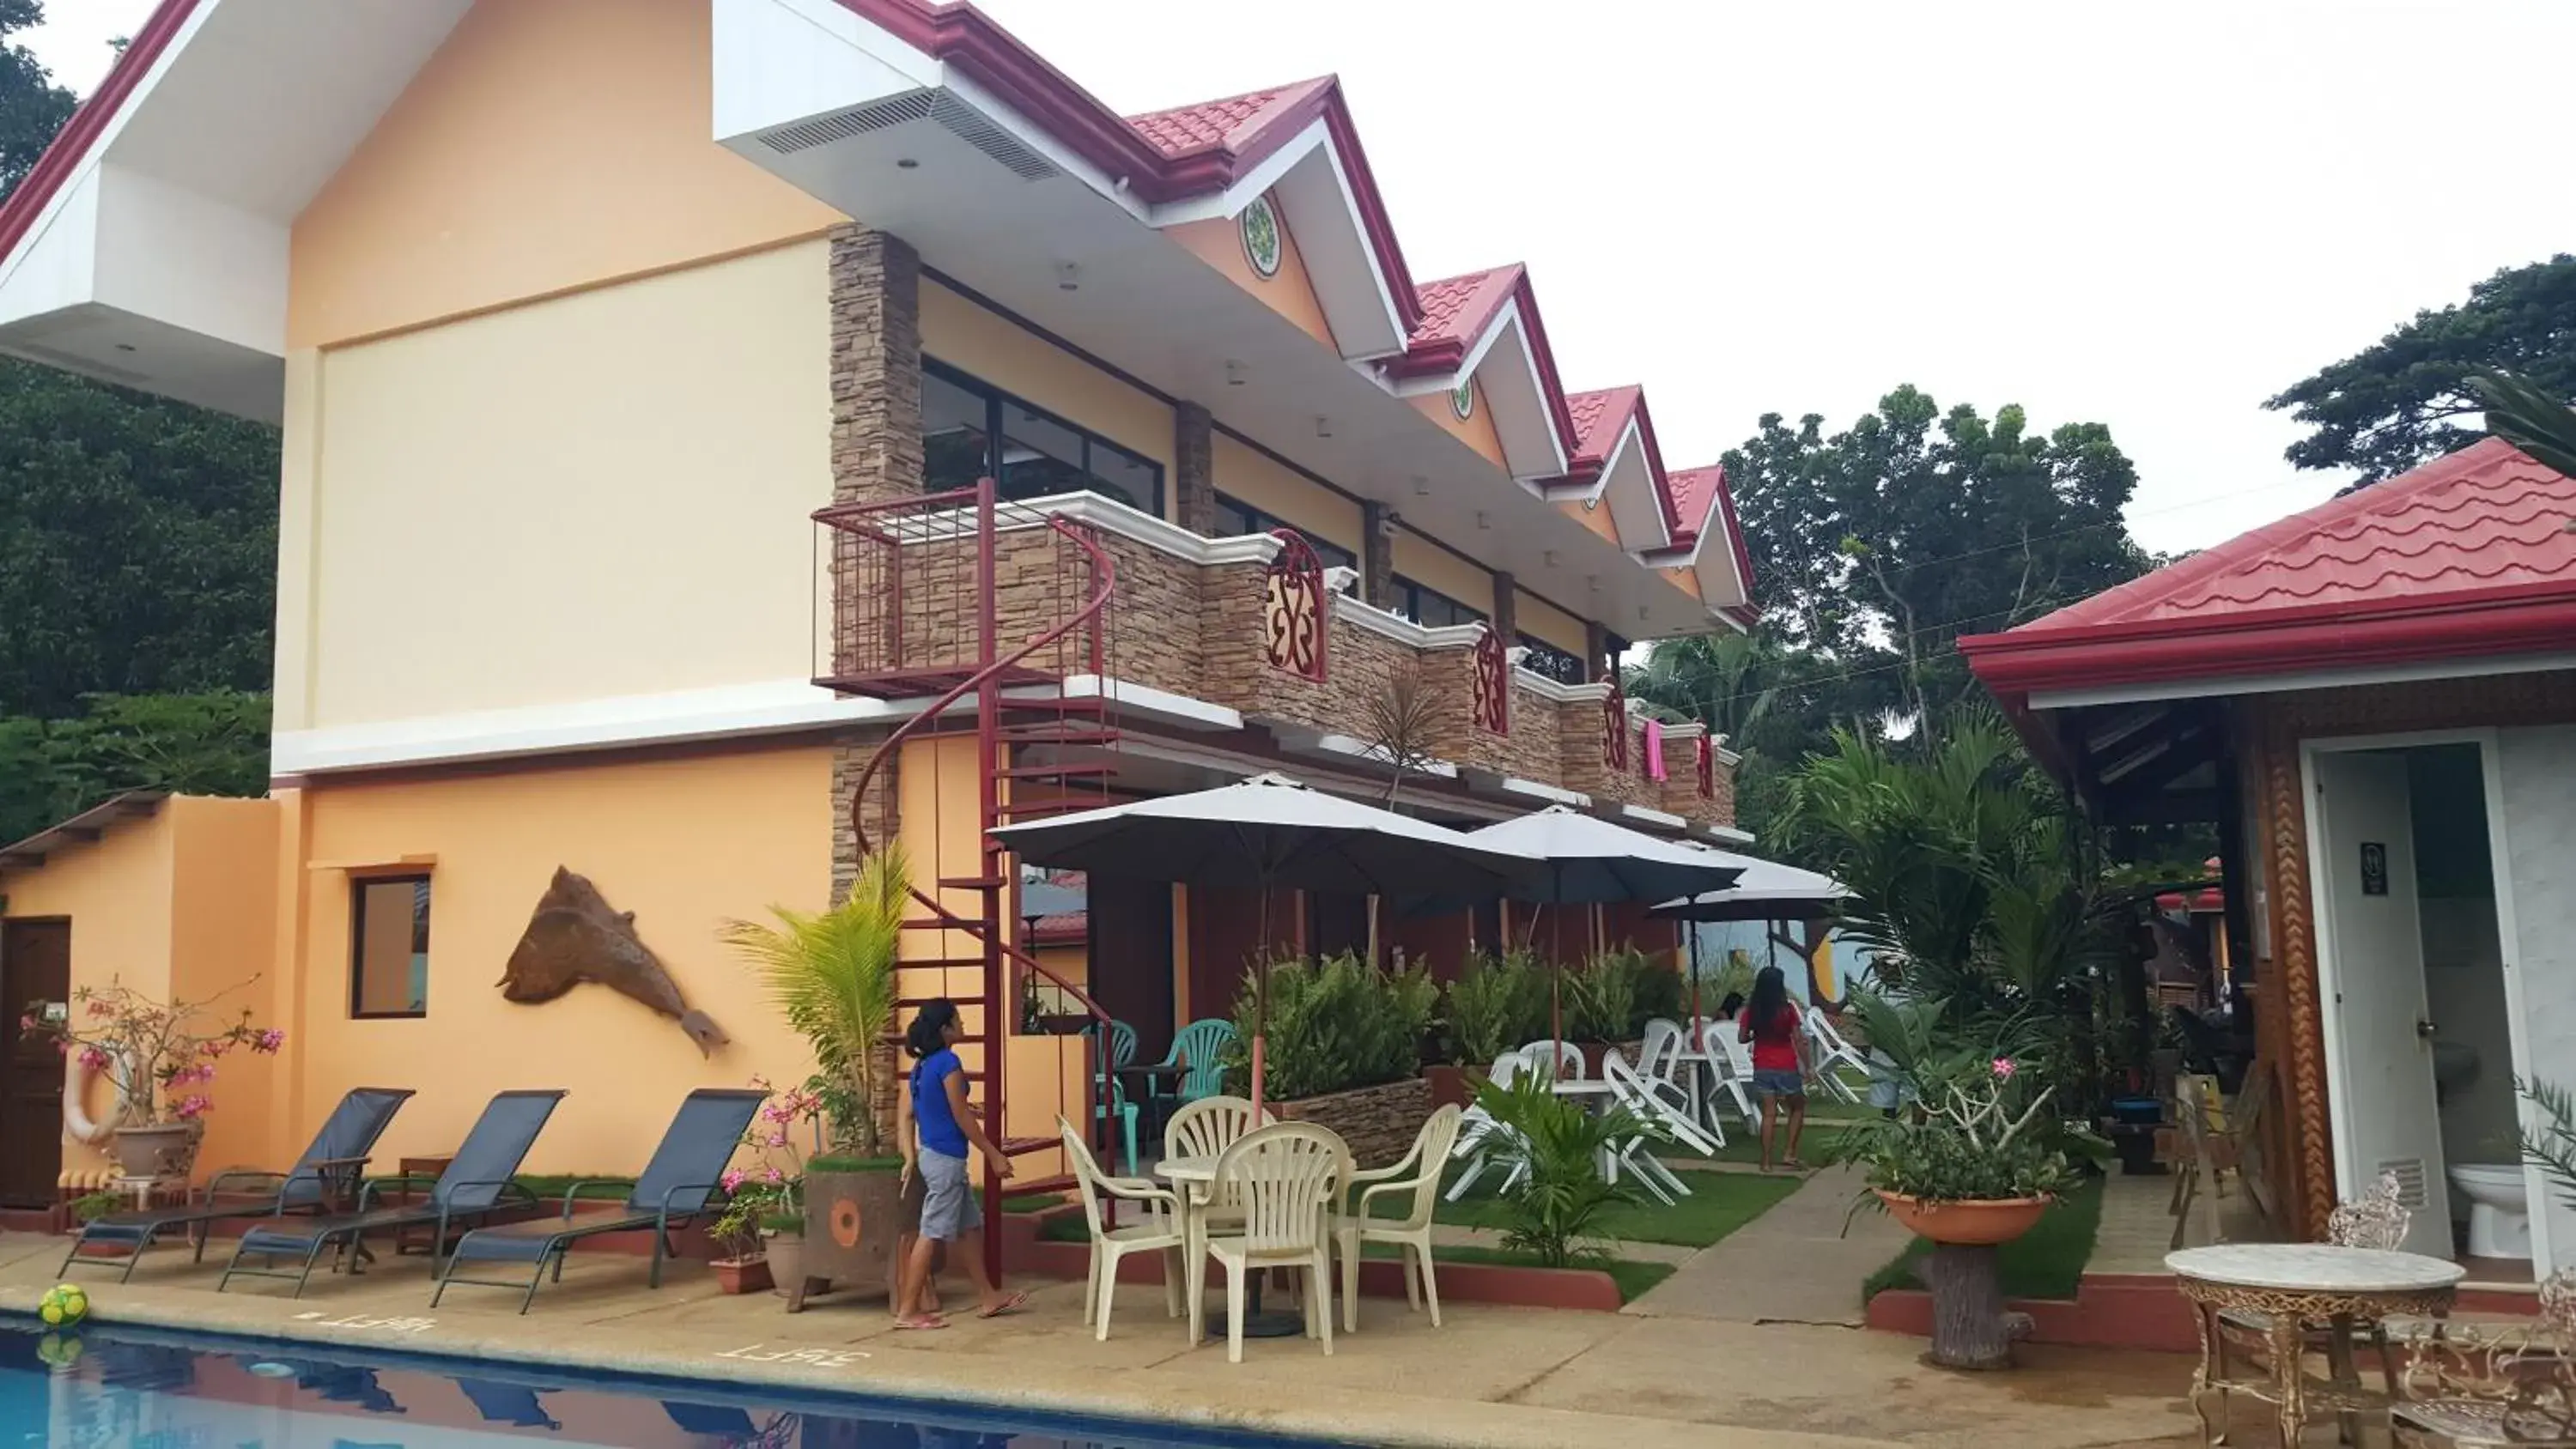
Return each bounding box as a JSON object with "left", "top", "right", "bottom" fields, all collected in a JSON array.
[
  {"left": 20, "top": 979, "right": 283, "bottom": 1128},
  {"left": 1824, "top": 993, "right": 2073, "bottom": 1205},
  {"left": 708, "top": 1076, "right": 822, "bottom": 1255}
]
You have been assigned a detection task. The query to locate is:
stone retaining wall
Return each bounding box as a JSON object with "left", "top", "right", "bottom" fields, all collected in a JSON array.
[{"left": 1273, "top": 1075, "right": 1432, "bottom": 1169}]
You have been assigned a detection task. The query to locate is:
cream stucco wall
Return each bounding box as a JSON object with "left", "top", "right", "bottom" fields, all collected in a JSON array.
[
  {"left": 920, "top": 280, "right": 1176, "bottom": 497},
  {"left": 291, "top": 746, "right": 834, "bottom": 1173},
  {"left": 1391, "top": 532, "right": 1495, "bottom": 617},
  {"left": 289, "top": 240, "right": 831, "bottom": 730},
  {"left": 1516, "top": 587, "right": 1589, "bottom": 655},
  {"left": 287, "top": 0, "right": 844, "bottom": 349},
  {"left": 1211, "top": 433, "right": 1361, "bottom": 555}
]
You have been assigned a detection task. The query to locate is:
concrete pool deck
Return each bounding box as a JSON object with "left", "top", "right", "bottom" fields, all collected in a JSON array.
[{"left": 0, "top": 1229, "right": 2207, "bottom": 1449}]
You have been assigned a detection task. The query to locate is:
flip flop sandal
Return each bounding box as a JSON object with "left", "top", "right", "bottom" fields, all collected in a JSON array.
[
  {"left": 894, "top": 1315, "right": 948, "bottom": 1331},
  {"left": 976, "top": 1291, "right": 1030, "bottom": 1319}
]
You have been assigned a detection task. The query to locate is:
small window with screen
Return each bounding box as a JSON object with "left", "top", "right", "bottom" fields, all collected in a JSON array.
[{"left": 350, "top": 876, "right": 431, "bottom": 1019}]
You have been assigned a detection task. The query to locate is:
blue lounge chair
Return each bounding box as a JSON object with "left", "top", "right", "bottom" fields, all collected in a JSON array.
[
  {"left": 431, "top": 1087, "right": 765, "bottom": 1313},
  {"left": 62, "top": 1087, "right": 416, "bottom": 1282},
  {"left": 217, "top": 1089, "right": 565, "bottom": 1298}
]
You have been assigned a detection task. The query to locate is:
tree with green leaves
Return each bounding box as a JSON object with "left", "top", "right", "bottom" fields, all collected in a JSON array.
[
  {"left": 0, "top": 3, "right": 280, "bottom": 844},
  {"left": 2269, "top": 255, "right": 2576, "bottom": 489}
]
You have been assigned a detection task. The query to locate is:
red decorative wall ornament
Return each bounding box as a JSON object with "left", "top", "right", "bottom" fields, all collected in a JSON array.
[
  {"left": 1261, "top": 529, "right": 1329, "bottom": 681},
  {"left": 1696, "top": 736, "right": 1716, "bottom": 799},
  {"left": 1471, "top": 628, "right": 1510, "bottom": 735},
  {"left": 1601, "top": 678, "right": 1628, "bottom": 772}
]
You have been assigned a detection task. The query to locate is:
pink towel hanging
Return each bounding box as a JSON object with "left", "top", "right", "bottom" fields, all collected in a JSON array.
[{"left": 1644, "top": 718, "right": 1668, "bottom": 780}]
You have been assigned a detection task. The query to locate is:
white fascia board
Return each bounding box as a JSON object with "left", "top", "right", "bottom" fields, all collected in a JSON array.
[
  {"left": 1148, "top": 118, "right": 1326, "bottom": 227},
  {"left": 1598, "top": 425, "right": 1674, "bottom": 554},
  {"left": 0, "top": 167, "right": 100, "bottom": 326},
  {"left": 1336, "top": 599, "right": 1486, "bottom": 652},
  {"left": 2025, "top": 650, "right": 2576, "bottom": 712},
  {"left": 1058, "top": 674, "right": 1242, "bottom": 731},
  {"left": 1516, "top": 670, "right": 1613, "bottom": 705},
  {"left": 1268, "top": 136, "right": 1406, "bottom": 361},
  {"left": 1388, "top": 299, "right": 1521, "bottom": 401},
  {"left": 712, "top": 0, "right": 945, "bottom": 144},
  {"left": 1707, "top": 823, "right": 1756, "bottom": 845},
  {"left": 1619, "top": 803, "right": 1688, "bottom": 832},
  {"left": 1659, "top": 721, "right": 1707, "bottom": 741},
  {"left": 1497, "top": 775, "right": 1590, "bottom": 809}
]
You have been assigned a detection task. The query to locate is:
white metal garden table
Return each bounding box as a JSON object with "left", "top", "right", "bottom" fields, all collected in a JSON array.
[{"left": 2166, "top": 1243, "right": 2464, "bottom": 1447}]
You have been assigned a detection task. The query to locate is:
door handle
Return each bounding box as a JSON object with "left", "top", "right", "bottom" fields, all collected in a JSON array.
[{"left": 2415, "top": 1019, "right": 2439, "bottom": 1040}]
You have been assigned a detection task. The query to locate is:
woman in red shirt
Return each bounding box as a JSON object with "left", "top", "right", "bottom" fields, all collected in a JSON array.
[{"left": 1737, "top": 966, "right": 1812, "bottom": 1171}]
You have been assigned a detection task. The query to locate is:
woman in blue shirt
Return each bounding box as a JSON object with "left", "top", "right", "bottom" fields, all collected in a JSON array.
[{"left": 894, "top": 998, "right": 1024, "bottom": 1328}]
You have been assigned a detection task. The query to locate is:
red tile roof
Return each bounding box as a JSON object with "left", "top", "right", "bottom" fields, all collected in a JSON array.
[
  {"left": 1567, "top": 386, "right": 1638, "bottom": 465},
  {"left": 1666, "top": 465, "right": 1725, "bottom": 545},
  {"left": 1964, "top": 439, "right": 2576, "bottom": 695},
  {"left": 1125, "top": 78, "right": 1334, "bottom": 158},
  {"left": 1405, "top": 266, "right": 1523, "bottom": 355}
]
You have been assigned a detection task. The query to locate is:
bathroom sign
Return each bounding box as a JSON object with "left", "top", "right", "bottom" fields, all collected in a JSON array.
[{"left": 2360, "top": 842, "right": 2389, "bottom": 896}]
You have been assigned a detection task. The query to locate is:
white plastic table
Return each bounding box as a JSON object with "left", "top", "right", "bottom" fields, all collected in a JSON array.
[{"left": 2166, "top": 1244, "right": 2464, "bottom": 1448}]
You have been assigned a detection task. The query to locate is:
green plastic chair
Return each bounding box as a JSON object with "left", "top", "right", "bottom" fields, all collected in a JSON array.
[
  {"left": 1094, "top": 1020, "right": 1141, "bottom": 1174},
  {"left": 1157, "top": 1019, "right": 1237, "bottom": 1103}
]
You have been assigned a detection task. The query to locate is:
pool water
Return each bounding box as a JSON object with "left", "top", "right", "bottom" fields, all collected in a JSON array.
[{"left": 0, "top": 1318, "right": 1334, "bottom": 1448}]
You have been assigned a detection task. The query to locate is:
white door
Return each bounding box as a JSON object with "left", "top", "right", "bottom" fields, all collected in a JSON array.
[{"left": 2312, "top": 750, "right": 2454, "bottom": 1258}]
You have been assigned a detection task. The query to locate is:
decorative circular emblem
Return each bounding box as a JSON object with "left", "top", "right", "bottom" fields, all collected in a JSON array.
[
  {"left": 830, "top": 1196, "right": 862, "bottom": 1249},
  {"left": 1241, "top": 195, "right": 1283, "bottom": 278},
  {"left": 1583, "top": 496, "right": 1600, "bottom": 512},
  {"left": 1451, "top": 378, "right": 1475, "bottom": 421}
]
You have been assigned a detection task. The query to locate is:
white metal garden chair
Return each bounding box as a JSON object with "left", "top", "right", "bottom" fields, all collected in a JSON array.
[
  {"left": 1058, "top": 1119, "right": 1184, "bottom": 1342},
  {"left": 1334, "top": 1104, "right": 1464, "bottom": 1332},
  {"left": 1448, "top": 1052, "right": 1531, "bottom": 1202},
  {"left": 1802, "top": 1006, "right": 1868, "bottom": 1103},
  {"left": 1190, "top": 1122, "right": 1348, "bottom": 1361}
]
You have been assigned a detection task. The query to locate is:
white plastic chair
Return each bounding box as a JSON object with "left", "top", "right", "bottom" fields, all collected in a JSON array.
[
  {"left": 1519, "top": 1039, "right": 1583, "bottom": 1083},
  {"left": 1059, "top": 1119, "right": 1184, "bottom": 1342},
  {"left": 1596, "top": 1049, "right": 1696, "bottom": 1206},
  {"left": 1802, "top": 1008, "right": 1868, "bottom": 1103},
  {"left": 1697, "top": 1017, "right": 1761, "bottom": 1127},
  {"left": 1605, "top": 1046, "right": 1723, "bottom": 1160},
  {"left": 1334, "top": 1104, "right": 1464, "bottom": 1332},
  {"left": 1638, "top": 1018, "right": 1723, "bottom": 1145},
  {"left": 1191, "top": 1122, "right": 1348, "bottom": 1361},
  {"left": 1448, "top": 1052, "right": 1531, "bottom": 1202}
]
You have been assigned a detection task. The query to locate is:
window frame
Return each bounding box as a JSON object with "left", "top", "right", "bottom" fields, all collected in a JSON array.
[
  {"left": 1391, "top": 574, "right": 1486, "bottom": 629},
  {"left": 1209, "top": 491, "right": 1358, "bottom": 572},
  {"left": 922, "top": 357, "right": 1165, "bottom": 518},
  {"left": 348, "top": 873, "right": 433, "bottom": 1022}
]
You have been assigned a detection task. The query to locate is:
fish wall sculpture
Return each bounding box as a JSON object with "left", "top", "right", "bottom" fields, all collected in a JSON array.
[{"left": 498, "top": 867, "right": 729, "bottom": 1056}]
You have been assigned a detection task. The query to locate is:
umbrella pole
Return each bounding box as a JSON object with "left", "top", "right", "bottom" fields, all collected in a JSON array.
[
  {"left": 1251, "top": 881, "right": 1271, "bottom": 1116},
  {"left": 1688, "top": 926, "right": 1704, "bottom": 1051}
]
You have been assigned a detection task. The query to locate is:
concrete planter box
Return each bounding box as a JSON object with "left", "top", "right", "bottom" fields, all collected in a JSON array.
[
  {"left": 1273, "top": 1076, "right": 1431, "bottom": 1168},
  {"left": 787, "top": 1165, "right": 903, "bottom": 1312}
]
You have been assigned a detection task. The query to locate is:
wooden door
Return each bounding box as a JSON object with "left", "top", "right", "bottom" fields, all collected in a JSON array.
[{"left": 0, "top": 920, "right": 70, "bottom": 1208}]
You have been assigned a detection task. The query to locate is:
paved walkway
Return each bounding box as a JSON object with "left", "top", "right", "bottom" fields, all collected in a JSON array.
[
  {"left": 1624, "top": 1163, "right": 1911, "bottom": 1325},
  {"left": 0, "top": 1228, "right": 2203, "bottom": 1449}
]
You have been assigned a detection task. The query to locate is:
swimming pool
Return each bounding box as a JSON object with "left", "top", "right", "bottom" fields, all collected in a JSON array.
[{"left": 0, "top": 1316, "right": 1346, "bottom": 1447}]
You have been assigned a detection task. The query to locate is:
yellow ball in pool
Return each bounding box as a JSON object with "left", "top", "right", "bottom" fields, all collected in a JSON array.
[
  {"left": 35, "top": 1333, "right": 82, "bottom": 1369},
  {"left": 37, "top": 1282, "right": 87, "bottom": 1328}
]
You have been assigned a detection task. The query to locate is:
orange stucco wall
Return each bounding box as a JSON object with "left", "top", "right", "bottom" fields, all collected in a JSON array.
[
  {"left": 1562, "top": 494, "right": 1623, "bottom": 547},
  {"left": 1413, "top": 379, "right": 1509, "bottom": 472},
  {"left": 287, "top": 0, "right": 846, "bottom": 348},
  {"left": 1165, "top": 193, "right": 1335, "bottom": 349},
  {"left": 1, "top": 798, "right": 283, "bottom": 1179},
  {"left": 289, "top": 747, "right": 834, "bottom": 1173},
  {"left": 1663, "top": 563, "right": 1705, "bottom": 601}
]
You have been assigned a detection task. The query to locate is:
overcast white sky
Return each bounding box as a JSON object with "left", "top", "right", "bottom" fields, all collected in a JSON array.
[{"left": 30, "top": 1, "right": 2576, "bottom": 555}]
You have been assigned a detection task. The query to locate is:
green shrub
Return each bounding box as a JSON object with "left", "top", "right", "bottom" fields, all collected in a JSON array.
[
  {"left": 1227, "top": 951, "right": 1435, "bottom": 1100},
  {"left": 1471, "top": 1070, "right": 1645, "bottom": 1266},
  {"left": 1623, "top": 948, "right": 1684, "bottom": 1035},
  {"left": 1445, "top": 949, "right": 1548, "bottom": 1065},
  {"left": 68, "top": 1191, "right": 119, "bottom": 1226},
  {"left": 1566, "top": 950, "right": 1639, "bottom": 1042}
]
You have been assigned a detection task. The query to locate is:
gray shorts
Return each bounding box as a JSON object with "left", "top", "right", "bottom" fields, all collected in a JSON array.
[
  {"left": 916, "top": 1149, "right": 980, "bottom": 1241},
  {"left": 1753, "top": 1069, "right": 1806, "bottom": 1100}
]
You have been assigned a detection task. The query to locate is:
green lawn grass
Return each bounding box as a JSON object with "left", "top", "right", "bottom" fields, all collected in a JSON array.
[
  {"left": 1859, "top": 1174, "right": 2105, "bottom": 1302},
  {"left": 510, "top": 1174, "right": 641, "bottom": 1203},
  {"left": 1686, "top": 1122, "right": 1854, "bottom": 1167},
  {"left": 1001, "top": 1191, "right": 1067, "bottom": 1214},
  {"left": 1376, "top": 1165, "right": 1801, "bottom": 1248}
]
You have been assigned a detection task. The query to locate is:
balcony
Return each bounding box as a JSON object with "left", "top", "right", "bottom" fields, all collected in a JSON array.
[{"left": 814, "top": 489, "right": 1735, "bottom": 834}]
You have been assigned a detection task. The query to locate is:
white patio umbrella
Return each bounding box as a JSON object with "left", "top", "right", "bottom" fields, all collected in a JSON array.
[
  {"left": 1652, "top": 849, "right": 1847, "bottom": 1048},
  {"left": 988, "top": 773, "right": 1540, "bottom": 1111},
  {"left": 1455, "top": 806, "right": 1746, "bottom": 1045}
]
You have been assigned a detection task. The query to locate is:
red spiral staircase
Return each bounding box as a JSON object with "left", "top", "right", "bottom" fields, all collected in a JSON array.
[{"left": 812, "top": 478, "right": 1126, "bottom": 1271}]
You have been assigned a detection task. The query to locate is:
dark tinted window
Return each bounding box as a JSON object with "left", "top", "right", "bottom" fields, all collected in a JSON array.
[
  {"left": 922, "top": 359, "right": 1162, "bottom": 515},
  {"left": 1208, "top": 492, "right": 1357, "bottom": 571}
]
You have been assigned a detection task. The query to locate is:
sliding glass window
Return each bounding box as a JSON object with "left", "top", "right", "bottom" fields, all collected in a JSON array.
[{"left": 921, "top": 359, "right": 1163, "bottom": 517}]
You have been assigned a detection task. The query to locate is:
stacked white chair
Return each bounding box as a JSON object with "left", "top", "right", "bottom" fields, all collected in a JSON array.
[
  {"left": 1802, "top": 1007, "right": 1869, "bottom": 1103},
  {"left": 1598, "top": 1048, "right": 1701, "bottom": 1206},
  {"left": 1697, "top": 1016, "right": 1761, "bottom": 1128},
  {"left": 1447, "top": 1052, "right": 1531, "bottom": 1201}
]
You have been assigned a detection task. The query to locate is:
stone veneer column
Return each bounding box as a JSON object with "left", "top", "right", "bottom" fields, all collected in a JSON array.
[
  {"left": 1362, "top": 502, "right": 1397, "bottom": 610},
  {"left": 1583, "top": 619, "right": 1612, "bottom": 682},
  {"left": 1174, "top": 402, "right": 1215, "bottom": 533},
  {"left": 828, "top": 225, "right": 922, "bottom": 903},
  {"left": 829, "top": 225, "right": 922, "bottom": 506},
  {"left": 1490, "top": 571, "right": 1518, "bottom": 646}
]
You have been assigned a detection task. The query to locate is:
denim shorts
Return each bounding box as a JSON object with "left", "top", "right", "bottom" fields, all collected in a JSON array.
[
  {"left": 1753, "top": 1069, "right": 1806, "bottom": 1099},
  {"left": 916, "top": 1149, "right": 981, "bottom": 1241}
]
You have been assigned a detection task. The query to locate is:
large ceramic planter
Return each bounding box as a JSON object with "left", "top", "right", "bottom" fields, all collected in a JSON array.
[
  {"left": 788, "top": 1165, "right": 903, "bottom": 1312},
  {"left": 1875, "top": 1191, "right": 2050, "bottom": 1246},
  {"left": 764, "top": 1230, "right": 805, "bottom": 1300},
  {"left": 112, "top": 1124, "right": 197, "bottom": 1181}
]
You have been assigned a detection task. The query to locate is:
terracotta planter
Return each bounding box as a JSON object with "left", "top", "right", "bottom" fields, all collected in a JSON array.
[
  {"left": 1875, "top": 1191, "right": 2050, "bottom": 1246},
  {"left": 1422, "top": 1064, "right": 1473, "bottom": 1112},
  {"left": 711, "top": 1256, "right": 773, "bottom": 1294},
  {"left": 112, "top": 1124, "right": 198, "bottom": 1180}
]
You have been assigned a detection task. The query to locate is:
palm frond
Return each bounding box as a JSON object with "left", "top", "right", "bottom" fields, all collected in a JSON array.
[{"left": 719, "top": 844, "right": 909, "bottom": 1154}]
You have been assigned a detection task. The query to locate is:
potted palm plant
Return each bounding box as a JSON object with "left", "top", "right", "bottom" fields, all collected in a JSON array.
[{"left": 720, "top": 845, "right": 908, "bottom": 1310}]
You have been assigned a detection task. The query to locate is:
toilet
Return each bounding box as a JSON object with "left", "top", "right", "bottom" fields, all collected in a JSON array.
[{"left": 2446, "top": 1163, "right": 2531, "bottom": 1259}]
